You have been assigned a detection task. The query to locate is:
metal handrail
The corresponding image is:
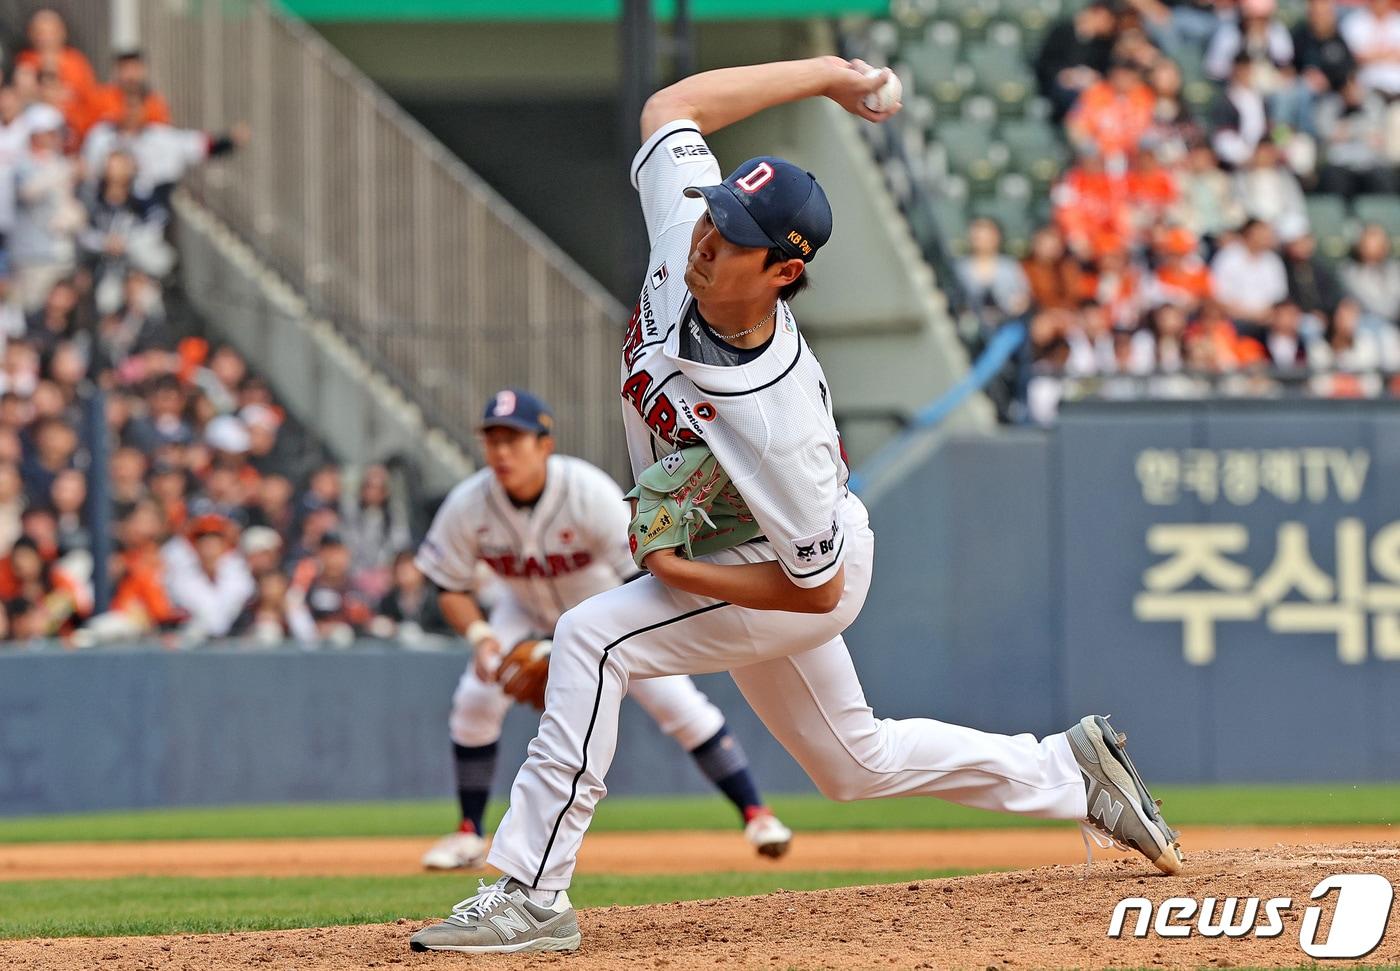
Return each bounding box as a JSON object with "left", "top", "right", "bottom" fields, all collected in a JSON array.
[{"left": 128, "top": 0, "right": 630, "bottom": 478}]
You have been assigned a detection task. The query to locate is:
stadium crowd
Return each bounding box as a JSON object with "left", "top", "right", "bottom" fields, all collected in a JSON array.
[
  {"left": 954, "top": 0, "right": 1400, "bottom": 421},
  {"left": 0, "top": 9, "right": 449, "bottom": 647}
]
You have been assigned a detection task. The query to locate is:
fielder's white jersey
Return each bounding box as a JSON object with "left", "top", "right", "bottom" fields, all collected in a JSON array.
[
  {"left": 415, "top": 455, "right": 637, "bottom": 633},
  {"left": 623, "top": 119, "right": 850, "bottom": 589}
]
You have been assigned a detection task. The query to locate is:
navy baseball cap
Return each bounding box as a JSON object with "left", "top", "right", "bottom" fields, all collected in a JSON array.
[
  {"left": 683, "top": 156, "right": 833, "bottom": 263},
  {"left": 479, "top": 388, "right": 553, "bottom": 435}
]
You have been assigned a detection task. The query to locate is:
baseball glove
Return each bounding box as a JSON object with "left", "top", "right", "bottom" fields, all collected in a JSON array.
[
  {"left": 625, "top": 445, "right": 761, "bottom": 570},
  {"left": 497, "top": 638, "right": 551, "bottom": 709}
]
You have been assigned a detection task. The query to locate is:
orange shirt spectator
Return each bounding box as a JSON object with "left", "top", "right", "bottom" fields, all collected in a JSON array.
[
  {"left": 1066, "top": 63, "right": 1155, "bottom": 161},
  {"left": 82, "top": 86, "right": 170, "bottom": 137},
  {"left": 16, "top": 9, "right": 99, "bottom": 135},
  {"left": 1022, "top": 227, "right": 1087, "bottom": 311},
  {"left": 1053, "top": 161, "right": 1133, "bottom": 259}
]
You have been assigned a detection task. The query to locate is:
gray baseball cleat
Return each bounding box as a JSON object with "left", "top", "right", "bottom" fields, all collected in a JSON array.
[
  {"left": 1067, "top": 714, "right": 1184, "bottom": 875},
  {"left": 408, "top": 876, "right": 581, "bottom": 953}
]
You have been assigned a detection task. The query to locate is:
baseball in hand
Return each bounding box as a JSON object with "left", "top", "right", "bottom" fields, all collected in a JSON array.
[{"left": 862, "top": 67, "right": 902, "bottom": 114}]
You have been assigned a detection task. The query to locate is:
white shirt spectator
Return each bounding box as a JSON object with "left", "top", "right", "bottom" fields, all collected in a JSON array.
[
  {"left": 1205, "top": 19, "right": 1295, "bottom": 84},
  {"left": 1211, "top": 240, "right": 1289, "bottom": 318},
  {"left": 163, "top": 539, "right": 256, "bottom": 638},
  {"left": 82, "top": 122, "right": 214, "bottom": 199},
  {"left": 1235, "top": 164, "right": 1308, "bottom": 231},
  {"left": 1340, "top": 3, "right": 1400, "bottom": 96},
  {"left": 0, "top": 114, "right": 31, "bottom": 237}
]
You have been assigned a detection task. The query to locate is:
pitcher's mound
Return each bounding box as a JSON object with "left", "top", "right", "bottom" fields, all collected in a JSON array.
[{"left": 11, "top": 844, "right": 1400, "bottom": 970}]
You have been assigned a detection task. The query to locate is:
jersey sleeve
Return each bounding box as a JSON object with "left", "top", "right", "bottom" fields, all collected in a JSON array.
[
  {"left": 733, "top": 436, "right": 846, "bottom": 589},
  {"left": 414, "top": 480, "right": 481, "bottom": 593},
  {"left": 630, "top": 118, "right": 722, "bottom": 246}
]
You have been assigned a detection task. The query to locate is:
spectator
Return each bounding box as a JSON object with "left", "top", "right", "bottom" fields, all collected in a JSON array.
[
  {"left": 1023, "top": 225, "right": 1087, "bottom": 311},
  {"left": 1340, "top": 224, "right": 1400, "bottom": 326},
  {"left": 80, "top": 150, "right": 174, "bottom": 314},
  {"left": 286, "top": 532, "right": 373, "bottom": 644},
  {"left": 147, "top": 460, "right": 188, "bottom": 536},
  {"left": 955, "top": 218, "right": 1033, "bottom": 328},
  {"left": 300, "top": 462, "right": 341, "bottom": 510},
  {"left": 1147, "top": 225, "right": 1213, "bottom": 310},
  {"left": 26, "top": 277, "right": 82, "bottom": 357},
  {"left": 1211, "top": 218, "right": 1291, "bottom": 324},
  {"left": 127, "top": 373, "right": 191, "bottom": 452},
  {"left": 96, "top": 270, "right": 170, "bottom": 369},
  {"left": 81, "top": 92, "right": 249, "bottom": 207},
  {"left": 164, "top": 513, "right": 255, "bottom": 638},
  {"left": 50, "top": 467, "right": 88, "bottom": 553},
  {"left": 1310, "top": 296, "right": 1400, "bottom": 376},
  {"left": 341, "top": 463, "right": 410, "bottom": 582},
  {"left": 20, "top": 415, "right": 78, "bottom": 504},
  {"left": 14, "top": 9, "right": 98, "bottom": 133},
  {"left": 1263, "top": 299, "right": 1309, "bottom": 366},
  {"left": 1281, "top": 221, "right": 1344, "bottom": 318},
  {"left": 85, "top": 50, "right": 172, "bottom": 134},
  {"left": 1146, "top": 59, "right": 1200, "bottom": 157},
  {"left": 0, "top": 463, "right": 22, "bottom": 554},
  {"left": 1234, "top": 141, "right": 1308, "bottom": 230},
  {"left": 232, "top": 569, "right": 291, "bottom": 644},
  {"left": 1339, "top": 0, "right": 1400, "bottom": 98},
  {"left": 1123, "top": 0, "right": 1226, "bottom": 66},
  {"left": 1035, "top": 1, "right": 1118, "bottom": 122},
  {"left": 1131, "top": 303, "right": 1193, "bottom": 372},
  {"left": 240, "top": 525, "right": 283, "bottom": 578},
  {"left": 109, "top": 445, "right": 148, "bottom": 517},
  {"left": 1314, "top": 72, "right": 1397, "bottom": 198},
  {"left": 106, "top": 499, "right": 181, "bottom": 635},
  {"left": 1171, "top": 142, "right": 1247, "bottom": 240},
  {"left": 1212, "top": 54, "right": 1271, "bottom": 168},
  {"left": 371, "top": 551, "right": 449, "bottom": 639},
  {"left": 248, "top": 472, "right": 294, "bottom": 535},
  {"left": 0, "top": 87, "right": 33, "bottom": 249},
  {"left": 1204, "top": 0, "right": 1296, "bottom": 96},
  {"left": 1067, "top": 60, "right": 1157, "bottom": 164},
  {"left": 1054, "top": 152, "right": 1135, "bottom": 259},
  {"left": 11, "top": 115, "right": 83, "bottom": 311},
  {"left": 1294, "top": 0, "right": 1357, "bottom": 97}
]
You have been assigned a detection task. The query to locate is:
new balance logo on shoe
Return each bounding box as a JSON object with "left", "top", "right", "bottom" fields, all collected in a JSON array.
[
  {"left": 489, "top": 909, "right": 531, "bottom": 940},
  {"left": 1091, "top": 789, "right": 1125, "bottom": 830}
]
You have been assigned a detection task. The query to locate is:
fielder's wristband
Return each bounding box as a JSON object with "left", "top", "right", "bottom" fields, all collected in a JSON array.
[{"left": 466, "top": 620, "right": 495, "bottom": 648}]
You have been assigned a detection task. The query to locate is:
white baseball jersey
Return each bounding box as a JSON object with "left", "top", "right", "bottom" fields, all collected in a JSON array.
[
  {"left": 485, "top": 118, "right": 1088, "bottom": 892},
  {"left": 622, "top": 119, "right": 850, "bottom": 589},
  {"left": 415, "top": 454, "right": 636, "bottom": 633}
]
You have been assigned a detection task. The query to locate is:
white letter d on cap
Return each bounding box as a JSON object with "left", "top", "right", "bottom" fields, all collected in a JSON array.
[{"left": 1299, "top": 874, "right": 1394, "bottom": 959}]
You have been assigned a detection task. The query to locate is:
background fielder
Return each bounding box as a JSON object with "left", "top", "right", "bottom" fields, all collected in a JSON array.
[{"left": 414, "top": 388, "right": 792, "bottom": 870}]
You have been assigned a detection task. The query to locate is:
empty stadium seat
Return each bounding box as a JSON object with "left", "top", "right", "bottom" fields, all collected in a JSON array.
[
  {"left": 935, "top": 118, "right": 1009, "bottom": 194},
  {"left": 1353, "top": 195, "right": 1400, "bottom": 241},
  {"left": 998, "top": 118, "right": 1066, "bottom": 189},
  {"left": 965, "top": 43, "right": 1035, "bottom": 115},
  {"left": 1305, "top": 194, "right": 1353, "bottom": 261}
]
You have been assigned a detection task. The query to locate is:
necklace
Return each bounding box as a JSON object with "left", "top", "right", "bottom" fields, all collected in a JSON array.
[{"left": 710, "top": 305, "right": 777, "bottom": 343}]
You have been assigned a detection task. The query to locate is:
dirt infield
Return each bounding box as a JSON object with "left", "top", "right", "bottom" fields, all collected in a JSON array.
[
  {"left": 0, "top": 824, "right": 1395, "bottom": 880},
  {"left": 6, "top": 844, "right": 1400, "bottom": 970}
]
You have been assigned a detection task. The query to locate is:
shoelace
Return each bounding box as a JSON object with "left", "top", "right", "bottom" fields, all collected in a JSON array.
[
  {"left": 1079, "top": 821, "right": 1130, "bottom": 876},
  {"left": 445, "top": 878, "right": 512, "bottom": 927}
]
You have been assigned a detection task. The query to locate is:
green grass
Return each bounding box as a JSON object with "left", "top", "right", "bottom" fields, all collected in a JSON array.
[
  {"left": 0, "top": 785, "right": 1395, "bottom": 844},
  {"left": 0, "top": 868, "right": 969, "bottom": 939}
]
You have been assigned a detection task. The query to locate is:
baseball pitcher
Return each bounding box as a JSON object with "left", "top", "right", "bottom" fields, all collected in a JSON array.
[
  {"left": 414, "top": 389, "right": 792, "bottom": 872},
  {"left": 411, "top": 56, "right": 1182, "bottom": 955}
]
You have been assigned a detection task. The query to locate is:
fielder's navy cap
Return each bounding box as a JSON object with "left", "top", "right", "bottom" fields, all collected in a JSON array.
[
  {"left": 480, "top": 388, "right": 553, "bottom": 435},
  {"left": 684, "top": 156, "right": 833, "bottom": 263}
]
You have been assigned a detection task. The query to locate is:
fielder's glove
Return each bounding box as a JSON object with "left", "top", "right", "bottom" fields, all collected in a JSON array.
[
  {"left": 625, "top": 445, "right": 761, "bottom": 570},
  {"left": 497, "top": 638, "right": 551, "bottom": 709}
]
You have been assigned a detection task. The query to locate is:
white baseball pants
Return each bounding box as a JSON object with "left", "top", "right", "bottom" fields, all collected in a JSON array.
[
  {"left": 488, "top": 495, "right": 1089, "bottom": 890},
  {"left": 450, "top": 589, "right": 726, "bottom": 753}
]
